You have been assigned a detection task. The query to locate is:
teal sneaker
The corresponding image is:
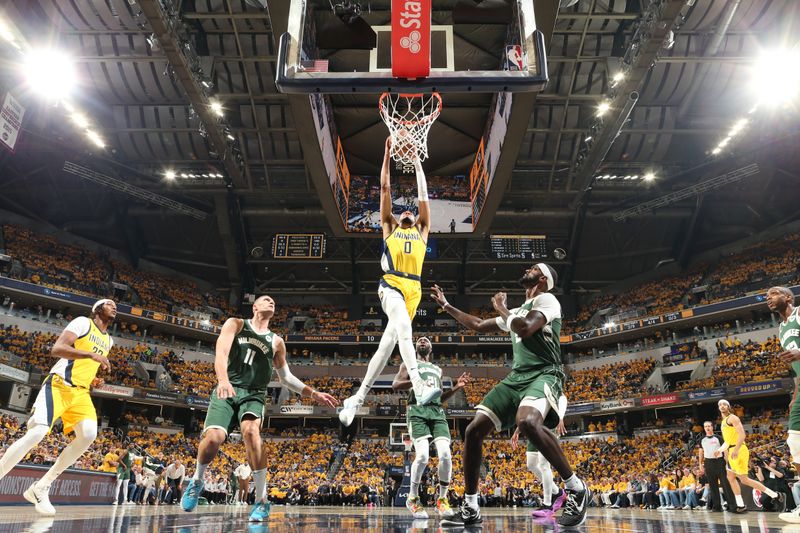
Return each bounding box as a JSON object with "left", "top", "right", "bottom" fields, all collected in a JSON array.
[
  {"left": 181, "top": 478, "right": 204, "bottom": 512},
  {"left": 249, "top": 500, "right": 271, "bottom": 522}
]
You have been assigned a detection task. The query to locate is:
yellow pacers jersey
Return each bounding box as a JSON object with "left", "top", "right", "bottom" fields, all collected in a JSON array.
[
  {"left": 50, "top": 316, "right": 113, "bottom": 388},
  {"left": 380, "top": 226, "right": 426, "bottom": 320},
  {"left": 722, "top": 415, "right": 750, "bottom": 475},
  {"left": 721, "top": 416, "right": 739, "bottom": 446}
]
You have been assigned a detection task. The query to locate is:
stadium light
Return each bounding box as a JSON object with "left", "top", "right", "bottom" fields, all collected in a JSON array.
[
  {"left": 210, "top": 100, "right": 224, "bottom": 117},
  {"left": 751, "top": 47, "right": 800, "bottom": 107},
  {"left": 596, "top": 101, "right": 611, "bottom": 117},
  {"left": 165, "top": 170, "right": 176, "bottom": 180},
  {"left": 22, "top": 48, "right": 77, "bottom": 100},
  {"left": 604, "top": 321, "right": 616, "bottom": 328},
  {"left": 612, "top": 72, "right": 625, "bottom": 84},
  {"left": 85, "top": 130, "right": 105, "bottom": 148},
  {"left": 643, "top": 172, "right": 656, "bottom": 182},
  {"left": 70, "top": 112, "right": 89, "bottom": 129}
]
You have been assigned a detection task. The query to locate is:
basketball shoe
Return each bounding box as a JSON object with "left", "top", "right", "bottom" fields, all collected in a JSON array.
[
  {"left": 23, "top": 481, "right": 55, "bottom": 516},
  {"left": 181, "top": 478, "right": 204, "bottom": 512},
  {"left": 406, "top": 496, "right": 429, "bottom": 519}
]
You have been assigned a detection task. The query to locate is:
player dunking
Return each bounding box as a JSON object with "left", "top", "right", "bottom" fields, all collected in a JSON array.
[
  {"left": 511, "top": 392, "right": 569, "bottom": 519},
  {"left": 715, "top": 399, "right": 784, "bottom": 512},
  {"left": 0, "top": 299, "right": 116, "bottom": 515},
  {"left": 339, "top": 137, "right": 440, "bottom": 427},
  {"left": 392, "top": 337, "right": 471, "bottom": 519},
  {"left": 181, "top": 295, "right": 338, "bottom": 522},
  {"left": 766, "top": 287, "right": 800, "bottom": 522},
  {"left": 432, "top": 264, "right": 589, "bottom": 527}
]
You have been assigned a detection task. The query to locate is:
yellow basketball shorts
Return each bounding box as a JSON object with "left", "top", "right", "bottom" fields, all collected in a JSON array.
[
  {"left": 379, "top": 276, "right": 421, "bottom": 321},
  {"left": 726, "top": 445, "right": 750, "bottom": 476},
  {"left": 30, "top": 374, "right": 96, "bottom": 435}
]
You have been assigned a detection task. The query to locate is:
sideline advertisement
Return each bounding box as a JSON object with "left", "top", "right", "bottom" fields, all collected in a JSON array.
[{"left": 0, "top": 464, "right": 115, "bottom": 504}]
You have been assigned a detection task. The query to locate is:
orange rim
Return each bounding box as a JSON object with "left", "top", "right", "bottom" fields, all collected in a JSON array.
[{"left": 379, "top": 92, "right": 442, "bottom": 127}]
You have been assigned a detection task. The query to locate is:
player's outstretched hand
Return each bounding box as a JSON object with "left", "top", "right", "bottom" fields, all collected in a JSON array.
[
  {"left": 431, "top": 284, "right": 448, "bottom": 308},
  {"left": 780, "top": 349, "right": 800, "bottom": 363},
  {"left": 491, "top": 292, "right": 507, "bottom": 312},
  {"left": 556, "top": 420, "right": 567, "bottom": 437},
  {"left": 510, "top": 427, "right": 520, "bottom": 450},
  {"left": 456, "top": 372, "right": 471, "bottom": 389},
  {"left": 385, "top": 136, "right": 392, "bottom": 153},
  {"left": 312, "top": 390, "right": 340, "bottom": 408},
  {"left": 91, "top": 377, "right": 105, "bottom": 389},
  {"left": 217, "top": 381, "right": 236, "bottom": 399}
]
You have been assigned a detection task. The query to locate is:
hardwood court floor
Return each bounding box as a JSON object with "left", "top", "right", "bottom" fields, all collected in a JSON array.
[{"left": 0, "top": 504, "right": 798, "bottom": 532}]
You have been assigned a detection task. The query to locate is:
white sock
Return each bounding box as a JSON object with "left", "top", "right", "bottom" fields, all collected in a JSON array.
[
  {"left": 439, "top": 482, "right": 449, "bottom": 500},
  {"left": 409, "top": 439, "right": 428, "bottom": 500},
  {"left": 356, "top": 328, "right": 397, "bottom": 400},
  {"left": 539, "top": 456, "right": 556, "bottom": 505},
  {"left": 0, "top": 424, "right": 48, "bottom": 480},
  {"left": 252, "top": 468, "right": 267, "bottom": 503},
  {"left": 564, "top": 474, "right": 584, "bottom": 492},
  {"left": 735, "top": 494, "right": 744, "bottom": 507},
  {"left": 465, "top": 493, "right": 479, "bottom": 509},
  {"left": 40, "top": 419, "right": 97, "bottom": 486},
  {"left": 194, "top": 462, "right": 208, "bottom": 481},
  {"left": 410, "top": 481, "right": 419, "bottom": 499},
  {"left": 434, "top": 440, "right": 452, "bottom": 500}
]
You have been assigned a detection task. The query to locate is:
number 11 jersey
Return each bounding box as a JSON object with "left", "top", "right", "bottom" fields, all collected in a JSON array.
[{"left": 227, "top": 319, "right": 274, "bottom": 392}]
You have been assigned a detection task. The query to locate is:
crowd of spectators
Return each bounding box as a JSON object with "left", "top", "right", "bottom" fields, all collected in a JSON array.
[
  {"left": 676, "top": 336, "right": 789, "bottom": 391},
  {"left": 567, "top": 359, "right": 657, "bottom": 403},
  {"left": 1, "top": 224, "right": 234, "bottom": 325}
]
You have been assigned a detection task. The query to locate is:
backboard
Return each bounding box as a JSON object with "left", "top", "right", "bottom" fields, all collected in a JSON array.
[{"left": 275, "top": 0, "right": 549, "bottom": 94}]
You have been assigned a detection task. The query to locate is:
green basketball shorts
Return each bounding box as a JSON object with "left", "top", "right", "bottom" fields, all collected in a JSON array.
[{"left": 203, "top": 386, "right": 266, "bottom": 436}]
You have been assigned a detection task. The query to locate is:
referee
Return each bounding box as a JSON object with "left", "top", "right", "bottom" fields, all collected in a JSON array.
[{"left": 699, "top": 420, "right": 738, "bottom": 512}]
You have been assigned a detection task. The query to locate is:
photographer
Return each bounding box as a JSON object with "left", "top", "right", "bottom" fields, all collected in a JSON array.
[{"left": 755, "top": 456, "right": 788, "bottom": 511}]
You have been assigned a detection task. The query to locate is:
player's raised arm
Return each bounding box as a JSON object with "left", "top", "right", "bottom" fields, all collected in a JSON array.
[
  {"left": 380, "top": 137, "right": 398, "bottom": 238},
  {"left": 431, "top": 284, "right": 502, "bottom": 334},
  {"left": 441, "top": 372, "right": 471, "bottom": 403},
  {"left": 413, "top": 156, "right": 430, "bottom": 242},
  {"left": 272, "top": 336, "right": 339, "bottom": 408},
  {"left": 214, "top": 317, "right": 243, "bottom": 399},
  {"left": 492, "top": 291, "right": 557, "bottom": 340}
]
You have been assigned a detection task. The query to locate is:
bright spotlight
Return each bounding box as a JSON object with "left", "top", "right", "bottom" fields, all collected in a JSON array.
[
  {"left": 226, "top": 133, "right": 235, "bottom": 141},
  {"left": 70, "top": 113, "right": 89, "bottom": 129},
  {"left": 643, "top": 172, "right": 656, "bottom": 182},
  {"left": 596, "top": 101, "right": 611, "bottom": 116},
  {"left": 165, "top": 170, "right": 176, "bottom": 180},
  {"left": 751, "top": 47, "right": 800, "bottom": 107},
  {"left": 729, "top": 118, "right": 748, "bottom": 136},
  {"left": 86, "top": 130, "right": 105, "bottom": 148},
  {"left": 612, "top": 72, "right": 625, "bottom": 83},
  {"left": 711, "top": 147, "right": 722, "bottom": 155},
  {"left": 604, "top": 321, "right": 616, "bottom": 328},
  {"left": 210, "top": 100, "right": 224, "bottom": 117},
  {"left": 22, "top": 48, "right": 77, "bottom": 101}
]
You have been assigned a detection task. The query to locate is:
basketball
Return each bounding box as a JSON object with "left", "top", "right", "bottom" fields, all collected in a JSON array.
[{"left": 393, "top": 129, "right": 417, "bottom": 161}]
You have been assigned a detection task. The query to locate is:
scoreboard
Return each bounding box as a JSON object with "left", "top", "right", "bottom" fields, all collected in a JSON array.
[
  {"left": 489, "top": 235, "right": 548, "bottom": 260},
  {"left": 272, "top": 234, "right": 326, "bottom": 259}
]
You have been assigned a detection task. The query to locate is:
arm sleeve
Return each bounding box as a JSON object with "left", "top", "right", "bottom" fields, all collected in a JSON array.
[
  {"left": 531, "top": 293, "right": 562, "bottom": 324},
  {"left": 495, "top": 308, "right": 520, "bottom": 332},
  {"left": 557, "top": 395, "right": 568, "bottom": 419},
  {"left": 64, "top": 316, "right": 91, "bottom": 337},
  {"left": 276, "top": 365, "right": 308, "bottom": 395}
]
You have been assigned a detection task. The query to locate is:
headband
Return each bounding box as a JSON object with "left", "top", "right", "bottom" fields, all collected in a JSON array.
[
  {"left": 536, "top": 263, "right": 555, "bottom": 291},
  {"left": 92, "top": 299, "right": 114, "bottom": 313}
]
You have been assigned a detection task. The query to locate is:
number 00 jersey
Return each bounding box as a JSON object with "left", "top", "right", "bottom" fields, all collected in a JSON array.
[
  {"left": 50, "top": 316, "right": 113, "bottom": 388},
  {"left": 226, "top": 319, "right": 275, "bottom": 392},
  {"left": 780, "top": 307, "right": 800, "bottom": 375}
]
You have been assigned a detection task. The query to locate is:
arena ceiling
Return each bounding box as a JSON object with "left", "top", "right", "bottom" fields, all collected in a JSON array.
[{"left": 0, "top": 0, "right": 798, "bottom": 300}]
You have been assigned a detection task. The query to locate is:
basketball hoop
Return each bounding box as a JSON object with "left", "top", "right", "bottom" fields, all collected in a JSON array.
[{"left": 379, "top": 92, "right": 442, "bottom": 171}]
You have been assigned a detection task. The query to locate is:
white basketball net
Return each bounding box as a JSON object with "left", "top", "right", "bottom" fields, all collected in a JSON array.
[{"left": 379, "top": 92, "right": 442, "bottom": 172}]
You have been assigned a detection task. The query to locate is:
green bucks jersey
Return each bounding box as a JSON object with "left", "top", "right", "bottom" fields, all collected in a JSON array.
[
  {"left": 408, "top": 361, "right": 443, "bottom": 406},
  {"left": 227, "top": 319, "right": 275, "bottom": 391},
  {"left": 500, "top": 293, "right": 563, "bottom": 373},
  {"left": 780, "top": 307, "right": 800, "bottom": 376}
]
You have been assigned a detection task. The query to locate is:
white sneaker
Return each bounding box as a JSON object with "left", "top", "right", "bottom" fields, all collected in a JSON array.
[
  {"left": 780, "top": 507, "right": 800, "bottom": 523},
  {"left": 338, "top": 395, "right": 362, "bottom": 427},
  {"left": 112, "top": 500, "right": 119, "bottom": 505},
  {"left": 406, "top": 496, "right": 429, "bottom": 519},
  {"left": 23, "top": 481, "right": 56, "bottom": 516},
  {"left": 415, "top": 384, "right": 442, "bottom": 405}
]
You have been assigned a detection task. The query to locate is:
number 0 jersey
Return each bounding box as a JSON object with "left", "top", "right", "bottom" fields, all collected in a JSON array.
[
  {"left": 226, "top": 319, "right": 275, "bottom": 392},
  {"left": 50, "top": 316, "right": 113, "bottom": 388},
  {"left": 381, "top": 226, "right": 426, "bottom": 286}
]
